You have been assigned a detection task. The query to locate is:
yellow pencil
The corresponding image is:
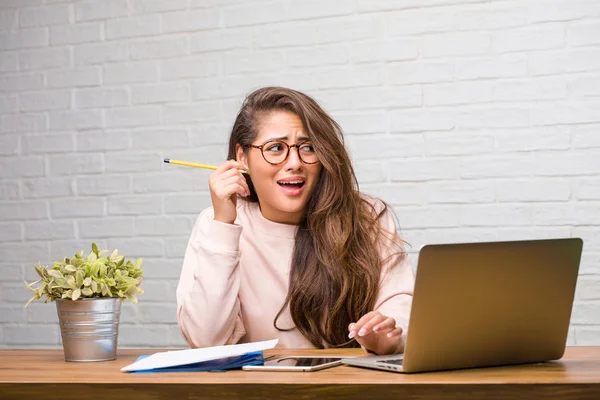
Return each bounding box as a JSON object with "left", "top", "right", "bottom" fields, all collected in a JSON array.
[
  {"left": 164, "top": 158, "right": 218, "bottom": 170},
  {"left": 164, "top": 158, "right": 247, "bottom": 173}
]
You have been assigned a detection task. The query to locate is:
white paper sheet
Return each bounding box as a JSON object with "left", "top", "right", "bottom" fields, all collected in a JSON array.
[{"left": 120, "top": 339, "right": 279, "bottom": 372}]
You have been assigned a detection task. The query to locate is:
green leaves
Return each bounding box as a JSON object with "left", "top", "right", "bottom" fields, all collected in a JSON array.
[
  {"left": 66, "top": 275, "right": 77, "bottom": 290},
  {"left": 24, "top": 242, "right": 144, "bottom": 305},
  {"left": 87, "top": 251, "right": 97, "bottom": 264},
  {"left": 47, "top": 270, "right": 63, "bottom": 280},
  {"left": 64, "top": 265, "right": 77, "bottom": 273}
]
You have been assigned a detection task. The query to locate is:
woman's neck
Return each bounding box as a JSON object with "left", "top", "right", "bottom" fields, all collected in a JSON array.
[{"left": 257, "top": 200, "right": 302, "bottom": 225}]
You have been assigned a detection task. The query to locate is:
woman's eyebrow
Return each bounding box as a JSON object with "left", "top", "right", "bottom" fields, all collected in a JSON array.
[
  {"left": 264, "top": 135, "right": 311, "bottom": 142},
  {"left": 266, "top": 136, "right": 288, "bottom": 141}
]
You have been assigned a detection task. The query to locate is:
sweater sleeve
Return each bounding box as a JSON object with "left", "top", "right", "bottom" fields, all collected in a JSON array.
[
  {"left": 372, "top": 203, "right": 415, "bottom": 354},
  {"left": 176, "top": 207, "right": 246, "bottom": 348}
]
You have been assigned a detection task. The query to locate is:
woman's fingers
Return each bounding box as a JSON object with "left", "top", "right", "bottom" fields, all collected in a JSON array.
[
  {"left": 219, "top": 166, "right": 246, "bottom": 180},
  {"left": 214, "top": 160, "right": 246, "bottom": 175},
  {"left": 372, "top": 317, "right": 397, "bottom": 334},
  {"left": 348, "top": 312, "right": 385, "bottom": 338},
  {"left": 210, "top": 163, "right": 250, "bottom": 199},
  {"left": 211, "top": 161, "right": 246, "bottom": 184},
  {"left": 349, "top": 312, "right": 399, "bottom": 338},
  {"left": 209, "top": 160, "right": 249, "bottom": 224},
  {"left": 372, "top": 318, "right": 402, "bottom": 338},
  {"left": 348, "top": 312, "right": 373, "bottom": 338},
  {"left": 217, "top": 175, "right": 249, "bottom": 197},
  {"left": 349, "top": 312, "right": 403, "bottom": 355},
  {"left": 386, "top": 327, "right": 404, "bottom": 338},
  {"left": 356, "top": 314, "right": 387, "bottom": 337}
]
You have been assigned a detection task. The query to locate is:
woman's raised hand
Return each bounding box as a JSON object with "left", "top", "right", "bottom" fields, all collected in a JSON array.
[{"left": 209, "top": 160, "right": 250, "bottom": 224}]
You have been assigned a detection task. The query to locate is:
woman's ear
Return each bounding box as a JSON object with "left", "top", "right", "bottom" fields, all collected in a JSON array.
[{"left": 235, "top": 144, "right": 249, "bottom": 172}]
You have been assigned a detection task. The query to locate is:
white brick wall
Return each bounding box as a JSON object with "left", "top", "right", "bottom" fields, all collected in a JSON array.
[{"left": 1, "top": 0, "right": 599, "bottom": 349}]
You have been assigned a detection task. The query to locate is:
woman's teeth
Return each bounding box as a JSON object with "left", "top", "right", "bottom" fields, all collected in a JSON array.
[{"left": 278, "top": 181, "right": 305, "bottom": 187}]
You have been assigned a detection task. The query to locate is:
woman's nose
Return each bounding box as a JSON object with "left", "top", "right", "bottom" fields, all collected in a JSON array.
[{"left": 284, "top": 145, "right": 303, "bottom": 170}]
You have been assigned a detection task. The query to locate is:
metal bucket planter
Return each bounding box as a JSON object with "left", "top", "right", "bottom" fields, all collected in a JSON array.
[{"left": 56, "top": 298, "right": 121, "bottom": 362}]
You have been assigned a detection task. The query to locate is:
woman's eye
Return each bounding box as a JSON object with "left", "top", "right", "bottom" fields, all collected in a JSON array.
[
  {"left": 265, "top": 143, "right": 284, "bottom": 152},
  {"left": 300, "top": 143, "right": 315, "bottom": 152}
]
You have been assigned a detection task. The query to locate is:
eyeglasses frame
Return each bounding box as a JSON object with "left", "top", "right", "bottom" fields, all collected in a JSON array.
[{"left": 243, "top": 139, "right": 320, "bottom": 166}]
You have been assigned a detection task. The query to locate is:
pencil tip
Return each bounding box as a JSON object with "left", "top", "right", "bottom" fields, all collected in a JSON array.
[{"left": 163, "top": 158, "right": 170, "bottom": 163}]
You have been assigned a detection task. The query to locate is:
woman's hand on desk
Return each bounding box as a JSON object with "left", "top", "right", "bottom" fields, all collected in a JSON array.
[{"left": 348, "top": 311, "right": 403, "bottom": 355}]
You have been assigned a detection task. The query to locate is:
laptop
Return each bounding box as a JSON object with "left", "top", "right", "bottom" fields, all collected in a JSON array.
[{"left": 342, "top": 238, "right": 583, "bottom": 373}]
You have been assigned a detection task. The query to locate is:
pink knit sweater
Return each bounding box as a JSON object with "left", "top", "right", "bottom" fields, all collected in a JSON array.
[{"left": 176, "top": 198, "right": 414, "bottom": 352}]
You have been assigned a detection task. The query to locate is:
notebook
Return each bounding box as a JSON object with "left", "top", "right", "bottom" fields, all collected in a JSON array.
[
  {"left": 130, "top": 351, "right": 265, "bottom": 373},
  {"left": 121, "top": 339, "right": 278, "bottom": 373},
  {"left": 342, "top": 238, "right": 583, "bottom": 373}
]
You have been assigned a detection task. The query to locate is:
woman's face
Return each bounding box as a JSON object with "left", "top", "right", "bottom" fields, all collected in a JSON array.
[{"left": 236, "top": 110, "right": 322, "bottom": 225}]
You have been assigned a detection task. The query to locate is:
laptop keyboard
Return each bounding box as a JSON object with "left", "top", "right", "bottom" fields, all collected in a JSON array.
[{"left": 377, "top": 358, "right": 404, "bottom": 365}]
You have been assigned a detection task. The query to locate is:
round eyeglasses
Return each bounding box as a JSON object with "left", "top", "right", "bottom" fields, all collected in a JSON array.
[{"left": 244, "top": 140, "right": 319, "bottom": 165}]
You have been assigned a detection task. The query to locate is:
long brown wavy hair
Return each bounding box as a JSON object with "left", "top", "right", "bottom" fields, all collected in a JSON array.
[{"left": 227, "top": 87, "right": 405, "bottom": 348}]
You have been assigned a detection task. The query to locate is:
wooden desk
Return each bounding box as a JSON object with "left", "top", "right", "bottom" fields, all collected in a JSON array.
[{"left": 1, "top": 346, "right": 600, "bottom": 400}]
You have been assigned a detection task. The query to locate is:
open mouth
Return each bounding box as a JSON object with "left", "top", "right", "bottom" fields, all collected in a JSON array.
[{"left": 277, "top": 179, "right": 305, "bottom": 189}]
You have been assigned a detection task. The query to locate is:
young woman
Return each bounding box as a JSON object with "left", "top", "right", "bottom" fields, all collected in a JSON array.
[{"left": 176, "top": 87, "right": 414, "bottom": 355}]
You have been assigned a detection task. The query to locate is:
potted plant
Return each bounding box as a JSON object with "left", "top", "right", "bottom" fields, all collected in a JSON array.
[{"left": 24, "top": 243, "right": 144, "bottom": 362}]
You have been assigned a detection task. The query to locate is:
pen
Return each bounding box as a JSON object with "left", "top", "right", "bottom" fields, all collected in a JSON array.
[{"left": 164, "top": 158, "right": 247, "bottom": 173}]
